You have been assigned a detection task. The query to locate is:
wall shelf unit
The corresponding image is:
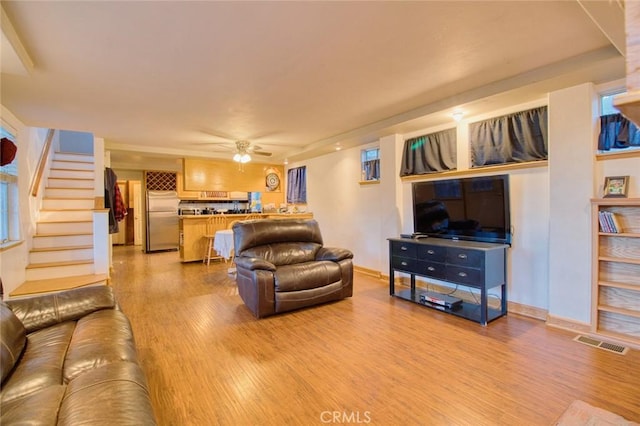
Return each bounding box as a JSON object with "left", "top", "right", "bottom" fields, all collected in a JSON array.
[{"left": 591, "top": 198, "right": 640, "bottom": 346}]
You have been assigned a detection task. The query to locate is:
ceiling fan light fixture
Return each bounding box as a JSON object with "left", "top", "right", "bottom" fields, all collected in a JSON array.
[
  {"left": 233, "top": 153, "right": 242, "bottom": 162},
  {"left": 241, "top": 153, "right": 251, "bottom": 163}
]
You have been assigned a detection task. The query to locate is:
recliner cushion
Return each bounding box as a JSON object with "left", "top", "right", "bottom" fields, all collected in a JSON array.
[
  {"left": 274, "top": 261, "right": 342, "bottom": 292},
  {"left": 64, "top": 309, "right": 138, "bottom": 383},
  {"left": 0, "top": 303, "right": 26, "bottom": 384},
  {"left": 242, "top": 242, "right": 322, "bottom": 266},
  {"left": 59, "top": 362, "right": 155, "bottom": 426},
  {"left": 1, "top": 322, "right": 75, "bottom": 403},
  {"left": 1, "top": 385, "right": 66, "bottom": 425}
]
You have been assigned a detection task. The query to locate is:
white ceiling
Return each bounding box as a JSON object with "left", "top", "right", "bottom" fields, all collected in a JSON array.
[{"left": 0, "top": 1, "right": 626, "bottom": 169}]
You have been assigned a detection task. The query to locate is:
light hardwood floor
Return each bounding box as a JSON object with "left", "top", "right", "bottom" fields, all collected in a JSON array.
[{"left": 110, "top": 246, "right": 640, "bottom": 425}]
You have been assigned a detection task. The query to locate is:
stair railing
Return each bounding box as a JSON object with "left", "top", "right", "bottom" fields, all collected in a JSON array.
[{"left": 29, "top": 129, "right": 56, "bottom": 197}]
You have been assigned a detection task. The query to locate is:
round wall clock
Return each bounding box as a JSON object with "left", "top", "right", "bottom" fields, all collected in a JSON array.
[{"left": 266, "top": 172, "right": 280, "bottom": 191}]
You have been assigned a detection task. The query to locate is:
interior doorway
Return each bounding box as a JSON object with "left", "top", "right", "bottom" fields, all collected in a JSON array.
[
  {"left": 132, "top": 181, "right": 142, "bottom": 245},
  {"left": 112, "top": 180, "right": 143, "bottom": 246}
]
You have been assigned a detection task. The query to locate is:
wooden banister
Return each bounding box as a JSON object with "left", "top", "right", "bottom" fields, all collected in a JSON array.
[{"left": 30, "top": 129, "right": 55, "bottom": 197}]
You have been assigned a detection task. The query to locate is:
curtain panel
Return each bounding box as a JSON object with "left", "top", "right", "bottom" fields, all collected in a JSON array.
[
  {"left": 400, "top": 128, "right": 457, "bottom": 177},
  {"left": 363, "top": 159, "right": 380, "bottom": 180},
  {"left": 286, "top": 166, "right": 307, "bottom": 204},
  {"left": 598, "top": 113, "right": 640, "bottom": 151},
  {"left": 469, "top": 106, "right": 548, "bottom": 167}
]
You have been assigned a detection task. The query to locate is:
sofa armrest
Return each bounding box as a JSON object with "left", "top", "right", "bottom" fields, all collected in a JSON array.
[
  {"left": 234, "top": 256, "right": 277, "bottom": 272},
  {"left": 6, "top": 286, "right": 117, "bottom": 333},
  {"left": 316, "top": 247, "right": 353, "bottom": 262}
]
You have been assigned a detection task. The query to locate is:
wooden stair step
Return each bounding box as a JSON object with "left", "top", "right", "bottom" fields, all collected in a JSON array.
[
  {"left": 37, "top": 219, "right": 93, "bottom": 224},
  {"left": 54, "top": 154, "right": 94, "bottom": 158},
  {"left": 52, "top": 158, "right": 94, "bottom": 164},
  {"left": 46, "top": 187, "right": 93, "bottom": 190},
  {"left": 26, "top": 259, "right": 93, "bottom": 269},
  {"left": 56, "top": 151, "right": 93, "bottom": 156},
  {"left": 40, "top": 209, "right": 94, "bottom": 212},
  {"left": 43, "top": 197, "right": 94, "bottom": 200},
  {"left": 48, "top": 177, "right": 93, "bottom": 180},
  {"left": 30, "top": 245, "right": 93, "bottom": 253},
  {"left": 9, "top": 273, "right": 109, "bottom": 298},
  {"left": 34, "top": 232, "right": 93, "bottom": 237}
]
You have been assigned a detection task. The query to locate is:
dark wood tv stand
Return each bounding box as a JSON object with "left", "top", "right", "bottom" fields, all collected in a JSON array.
[{"left": 388, "top": 237, "right": 508, "bottom": 325}]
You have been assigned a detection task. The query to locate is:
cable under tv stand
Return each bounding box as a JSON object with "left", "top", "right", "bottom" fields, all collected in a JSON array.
[{"left": 388, "top": 237, "right": 508, "bottom": 325}]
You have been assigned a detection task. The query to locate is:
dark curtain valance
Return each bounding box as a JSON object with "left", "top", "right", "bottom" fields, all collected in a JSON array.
[
  {"left": 469, "top": 106, "right": 548, "bottom": 167},
  {"left": 598, "top": 113, "right": 640, "bottom": 151},
  {"left": 400, "top": 128, "right": 456, "bottom": 177}
]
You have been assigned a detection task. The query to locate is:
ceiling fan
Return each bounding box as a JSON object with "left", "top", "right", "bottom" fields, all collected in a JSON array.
[
  {"left": 193, "top": 130, "right": 275, "bottom": 163},
  {"left": 233, "top": 140, "right": 272, "bottom": 163}
]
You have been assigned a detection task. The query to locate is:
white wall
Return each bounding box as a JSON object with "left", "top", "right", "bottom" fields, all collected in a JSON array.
[
  {"left": 292, "top": 91, "right": 632, "bottom": 318},
  {"left": 291, "top": 108, "right": 552, "bottom": 313},
  {"left": 547, "top": 83, "right": 597, "bottom": 324},
  {"left": 290, "top": 144, "right": 384, "bottom": 272},
  {"left": 1, "top": 106, "right": 49, "bottom": 297},
  {"left": 59, "top": 130, "right": 94, "bottom": 154}
]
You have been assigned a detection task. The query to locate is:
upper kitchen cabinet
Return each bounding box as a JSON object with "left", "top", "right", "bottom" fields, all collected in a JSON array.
[
  {"left": 182, "top": 158, "right": 284, "bottom": 194},
  {"left": 176, "top": 172, "right": 199, "bottom": 200}
]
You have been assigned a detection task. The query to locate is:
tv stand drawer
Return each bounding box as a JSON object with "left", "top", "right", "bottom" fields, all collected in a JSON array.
[
  {"left": 391, "top": 256, "right": 417, "bottom": 272},
  {"left": 446, "top": 247, "right": 484, "bottom": 268},
  {"left": 417, "top": 260, "right": 446, "bottom": 280},
  {"left": 390, "top": 241, "right": 417, "bottom": 258},
  {"left": 446, "top": 265, "right": 483, "bottom": 286},
  {"left": 417, "top": 244, "right": 446, "bottom": 262}
]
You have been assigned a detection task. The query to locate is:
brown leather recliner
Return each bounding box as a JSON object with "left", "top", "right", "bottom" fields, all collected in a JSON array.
[
  {"left": 0, "top": 286, "right": 156, "bottom": 425},
  {"left": 232, "top": 218, "right": 353, "bottom": 318}
]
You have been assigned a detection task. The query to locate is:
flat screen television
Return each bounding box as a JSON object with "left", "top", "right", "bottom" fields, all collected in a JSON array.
[{"left": 412, "top": 174, "right": 511, "bottom": 245}]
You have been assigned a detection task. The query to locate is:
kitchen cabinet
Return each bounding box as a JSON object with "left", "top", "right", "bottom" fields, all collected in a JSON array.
[
  {"left": 182, "top": 158, "right": 284, "bottom": 196},
  {"left": 176, "top": 173, "right": 199, "bottom": 200},
  {"left": 177, "top": 173, "right": 248, "bottom": 201}
]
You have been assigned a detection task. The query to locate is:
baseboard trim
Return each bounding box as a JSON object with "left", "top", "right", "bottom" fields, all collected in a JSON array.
[
  {"left": 353, "top": 265, "right": 382, "bottom": 279},
  {"left": 508, "top": 301, "right": 547, "bottom": 321},
  {"left": 546, "top": 314, "right": 591, "bottom": 334},
  {"left": 357, "top": 266, "right": 590, "bottom": 329}
]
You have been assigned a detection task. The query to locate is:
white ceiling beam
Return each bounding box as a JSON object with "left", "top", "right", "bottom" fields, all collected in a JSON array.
[
  {"left": 577, "top": 0, "right": 626, "bottom": 56},
  {"left": 1, "top": 3, "right": 35, "bottom": 74}
]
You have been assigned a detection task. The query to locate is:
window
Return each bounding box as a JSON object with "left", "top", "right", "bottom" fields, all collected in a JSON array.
[
  {"left": 601, "top": 92, "right": 623, "bottom": 115},
  {"left": 361, "top": 148, "right": 380, "bottom": 181},
  {"left": 0, "top": 127, "right": 19, "bottom": 245},
  {"left": 598, "top": 91, "right": 640, "bottom": 153},
  {"left": 286, "top": 166, "right": 307, "bottom": 204}
]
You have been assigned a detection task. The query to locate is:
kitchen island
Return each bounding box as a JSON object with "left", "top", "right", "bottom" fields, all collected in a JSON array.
[{"left": 179, "top": 212, "right": 313, "bottom": 262}]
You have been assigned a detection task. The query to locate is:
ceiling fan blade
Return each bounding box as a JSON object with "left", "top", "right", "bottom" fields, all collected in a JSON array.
[
  {"left": 253, "top": 151, "right": 272, "bottom": 157},
  {"left": 198, "top": 129, "right": 237, "bottom": 142}
]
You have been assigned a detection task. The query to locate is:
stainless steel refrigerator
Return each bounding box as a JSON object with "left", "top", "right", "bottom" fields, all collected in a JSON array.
[{"left": 146, "top": 190, "right": 180, "bottom": 252}]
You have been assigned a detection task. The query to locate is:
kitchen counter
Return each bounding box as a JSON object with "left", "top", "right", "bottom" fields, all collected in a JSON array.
[
  {"left": 178, "top": 212, "right": 313, "bottom": 262},
  {"left": 179, "top": 212, "right": 313, "bottom": 219}
]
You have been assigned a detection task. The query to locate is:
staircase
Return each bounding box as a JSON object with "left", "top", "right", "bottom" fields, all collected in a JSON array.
[{"left": 11, "top": 152, "right": 108, "bottom": 297}]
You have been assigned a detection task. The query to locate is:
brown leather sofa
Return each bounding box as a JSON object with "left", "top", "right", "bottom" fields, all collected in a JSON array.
[
  {"left": 0, "top": 286, "right": 156, "bottom": 425},
  {"left": 232, "top": 218, "right": 353, "bottom": 318}
]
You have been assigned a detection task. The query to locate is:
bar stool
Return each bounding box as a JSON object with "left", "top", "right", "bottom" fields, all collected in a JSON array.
[{"left": 203, "top": 215, "right": 226, "bottom": 265}]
